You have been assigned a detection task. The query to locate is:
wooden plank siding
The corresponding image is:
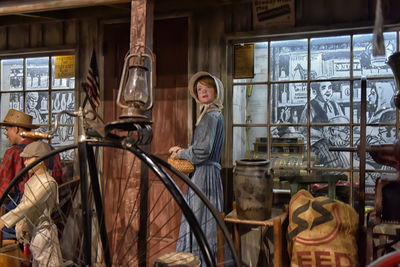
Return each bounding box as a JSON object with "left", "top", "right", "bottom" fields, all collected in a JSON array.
[
  {"left": 0, "top": 19, "right": 81, "bottom": 51},
  {"left": 0, "top": 27, "right": 6, "bottom": 50}
]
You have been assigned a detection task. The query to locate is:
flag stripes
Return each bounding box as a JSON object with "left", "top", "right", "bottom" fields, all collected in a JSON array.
[{"left": 86, "top": 50, "right": 100, "bottom": 109}]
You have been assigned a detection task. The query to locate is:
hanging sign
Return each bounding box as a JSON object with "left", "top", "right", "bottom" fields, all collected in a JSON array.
[
  {"left": 253, "top": 0, "right": 295, "bottom": 30},
  {"left": 54, "top": 55, "right": 75, "bottom": 79}
]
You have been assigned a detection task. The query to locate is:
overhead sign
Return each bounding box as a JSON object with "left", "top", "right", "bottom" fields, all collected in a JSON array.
[{"left": 253, "top": 0, "right": 295, "bottom": 30}]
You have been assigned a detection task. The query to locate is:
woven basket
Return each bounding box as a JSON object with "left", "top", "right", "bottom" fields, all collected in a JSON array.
[{"left": 168, "top": 157, "right": 194, "bottom": 174}]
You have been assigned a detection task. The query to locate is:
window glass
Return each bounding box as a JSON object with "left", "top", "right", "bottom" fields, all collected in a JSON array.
[
  {"left": 270, "top": 126, "right": 306, "bottom": 153},
  {"left": 353, "top": 79, "right": 396, "bottom": 124},
  {"left": 0, "top": 55, "right": 75, "bottom": 160},
  {"left": 26, "top": 57, "right": 49, "bottom": 90},
  {"left": 311, "top": 35, "right": 351, "bottom": 79},
  {"left": 1, "top": 59, "right": 24, "bottom": 91},
  {"left": 51, "top": 91, "right": 75, "bottom": 117},
  {"left": 53, "top": 126, "right": 75, "bottom": 160},
  {"left": 305, "top": 80, "right": 350, "bottom": 124},
  {"left": 25, "top": 91, "right": 49, "bottom": 124},
  {"left": 233, "top": 126, "right": 268, "bottom": 163},
  {"left": 231, "top": 30, "right": 398, "bottom": 196},
  {"left": 352, "top": 125, "right": 396, "bottom": 190},
  {"left": 233, "top": 84, "right": 268, "bottom": 124},
  {"left": 353, "top": 32, "right": 397, "bottom": 78},
  {"left": 270, "top": 39, "right": 308, "bottom": 81},
  {"left": 271, "top": 83, "right": 306, "bottom": 124},
  {"left": 0, "top": 92, "right": 23, "bottom": 157},
  {"left": 310, "top": 125, "right": 350, "bottom": 169},
  {"left": 271, "top": 126, "right": 308, "bottom": 178},
  {"left": 1, "top": 92, "right": 23, "bottom": 116},
  {"left": 254, "top": 42, "right": 268, "bottom": 82}
]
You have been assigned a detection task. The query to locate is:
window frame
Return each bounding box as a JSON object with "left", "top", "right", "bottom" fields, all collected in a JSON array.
[
  {"left": 0, "top": 49, "right": 78, "bottom": 161},
  {"left": 227, "top": 26, "right": 400, "bottom": 187}
]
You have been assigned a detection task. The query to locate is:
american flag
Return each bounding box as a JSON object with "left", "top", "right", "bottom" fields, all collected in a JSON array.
[{"left": 85, "top": 50, "right": 100, "bottom": 109}]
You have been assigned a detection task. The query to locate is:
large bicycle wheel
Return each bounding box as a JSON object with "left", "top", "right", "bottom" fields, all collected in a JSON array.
[{"left": 0, "top": 139, "right": 239, "bottom": 266}]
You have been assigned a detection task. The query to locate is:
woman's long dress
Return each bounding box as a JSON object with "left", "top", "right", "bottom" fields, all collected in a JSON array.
[{"left": 176, "top": 108, "right": 224, "bottom": 265}]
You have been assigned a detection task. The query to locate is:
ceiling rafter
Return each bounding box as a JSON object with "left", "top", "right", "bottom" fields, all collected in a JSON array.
[{"left": 0, "top": 0, "right": 130, "bottom": 15}]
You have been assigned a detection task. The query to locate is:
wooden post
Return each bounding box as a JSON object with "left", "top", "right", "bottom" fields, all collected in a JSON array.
[
  {"left": 232, "top": 201, "right": 240, "bottom": 259},
  {"left": 130, "top": 1, "right": 153, "bottom": 266},
  {"left": 273, "top": 216, "right": 282, "bottom": 267}
]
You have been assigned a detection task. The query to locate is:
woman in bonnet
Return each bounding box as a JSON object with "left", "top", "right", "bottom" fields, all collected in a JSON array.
[{"left": 169, "top": 71, "right": 225, "bottom": 264}]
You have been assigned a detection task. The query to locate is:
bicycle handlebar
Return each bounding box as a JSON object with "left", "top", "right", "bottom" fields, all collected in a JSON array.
[{"left": 20, "top": 131, "right": 52, "bottom": 140}]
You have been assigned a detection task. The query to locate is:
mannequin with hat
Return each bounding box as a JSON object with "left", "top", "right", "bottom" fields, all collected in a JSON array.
[
  {"left": 0, "top": 141, "right": 62, "bottom": 266},
  {"left": 0, "top": 109, "right": 63, "bottom": 240},
  {"left": 168, "top": 72, "right": 225, "bottom": 265}
]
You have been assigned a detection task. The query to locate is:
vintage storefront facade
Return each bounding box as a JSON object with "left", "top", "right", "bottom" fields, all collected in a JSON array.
[{"left": 0, "top": 0, "right": 399, "bottom": 265}]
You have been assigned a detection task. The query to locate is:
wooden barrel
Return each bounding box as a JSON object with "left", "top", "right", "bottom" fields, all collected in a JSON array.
[
  {"left": 153, "top": 252, "right": 201, "bottom": 267},
  {"left": 233, "top": 159, "right": 273, "bottom": 220}
]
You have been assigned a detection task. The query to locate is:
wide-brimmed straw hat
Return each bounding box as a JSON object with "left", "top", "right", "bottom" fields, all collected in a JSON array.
[{"left": 0, "top": 109, "right": 39, "bottom": 129}]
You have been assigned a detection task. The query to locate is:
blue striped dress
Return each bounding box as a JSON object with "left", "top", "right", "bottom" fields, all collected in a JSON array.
[{"left": 176, "top": 107, "right": 225, "bottom": 266}]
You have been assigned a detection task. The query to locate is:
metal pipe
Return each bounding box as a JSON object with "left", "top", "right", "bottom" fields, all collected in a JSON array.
[
  {"left": 329, "top": 145, "right": 394, "bottom": 153},
  {"left": 0, "top": 0, "right": 129, "bottom": 15},
  {"left": 359, "top": 77, "right": 367, "bottom": 266}
]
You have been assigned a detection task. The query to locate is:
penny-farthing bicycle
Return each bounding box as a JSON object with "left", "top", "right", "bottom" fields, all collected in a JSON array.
[{"left": 0, "top": 49, "right": 240, "bottom": 267}]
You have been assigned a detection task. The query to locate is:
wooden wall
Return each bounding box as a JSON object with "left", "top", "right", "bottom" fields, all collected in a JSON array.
[{"left": 0, "top": 18, "right": 102, "bottom": 110}]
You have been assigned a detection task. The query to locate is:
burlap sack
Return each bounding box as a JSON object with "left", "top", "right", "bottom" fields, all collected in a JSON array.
[{"left": 287, "top": 190, "right": 358, "bottom": 267}]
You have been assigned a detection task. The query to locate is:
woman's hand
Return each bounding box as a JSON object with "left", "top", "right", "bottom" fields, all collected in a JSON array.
[{"left": 169, "top": 146, "right": 182, "bottom": 154}]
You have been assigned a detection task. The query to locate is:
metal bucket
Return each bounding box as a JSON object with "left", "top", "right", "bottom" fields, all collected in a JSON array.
[{"left": 233, "top": 159, "right": 273, "bottom": 220}]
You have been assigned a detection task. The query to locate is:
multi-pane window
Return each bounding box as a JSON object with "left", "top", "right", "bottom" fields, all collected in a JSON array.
[
  {"left": 232, "top": 31, "right": 398, "bottom": 193},
  {"left": 0, "top": 54, "right": 76, "bottom": 160}
]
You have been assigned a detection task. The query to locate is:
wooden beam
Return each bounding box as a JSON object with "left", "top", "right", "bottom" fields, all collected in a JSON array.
[{"left": 0, "top": 0, "right": 130, "bottom": 16}]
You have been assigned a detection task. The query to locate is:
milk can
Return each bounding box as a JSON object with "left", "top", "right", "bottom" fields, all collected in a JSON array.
[{"left": 233, "top": 159, "right": 273, "bottom": 220}]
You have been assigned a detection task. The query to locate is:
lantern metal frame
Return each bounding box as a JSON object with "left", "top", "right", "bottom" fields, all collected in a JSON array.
[{"left": 116, "top": 47, "right": 154, "bottom": 120}]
